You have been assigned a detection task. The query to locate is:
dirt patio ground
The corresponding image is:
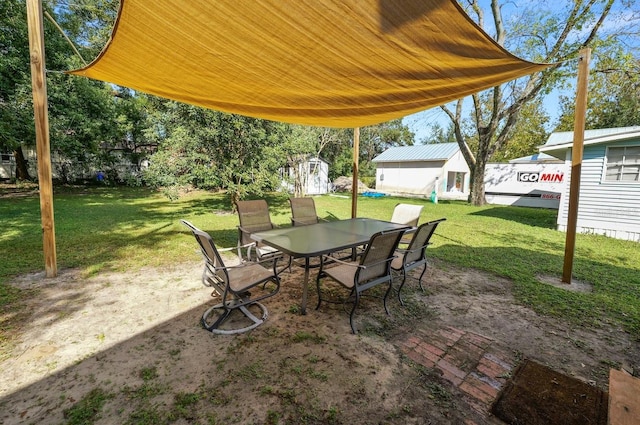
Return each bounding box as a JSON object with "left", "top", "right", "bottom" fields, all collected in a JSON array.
[{"left": 1, "top": 258, "right": 638, "bottom": 424}]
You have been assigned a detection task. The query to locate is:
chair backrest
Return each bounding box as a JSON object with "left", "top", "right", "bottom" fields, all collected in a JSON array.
[
  {"left": 181, "top": 220, "right": 228, "bottom": 293},
  {"left": 357, "top": 228, "right": 406, "bottom": 284},
  {"left": 289, "top": 197, "right": 319, "bottom": 226},
  {"left": 390, "top": 203, "right": 424, "bottom": 227},
  {"left": 236, "top": 200, "right": 274, "bottom": 245},
  {"left": 404, "top": 218, "right": 446, "bottom": 265}
]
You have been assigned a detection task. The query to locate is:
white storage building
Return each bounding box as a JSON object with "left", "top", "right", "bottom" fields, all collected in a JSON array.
[{"left": 372, "top": 143, "right": 470, "bottom": 199}]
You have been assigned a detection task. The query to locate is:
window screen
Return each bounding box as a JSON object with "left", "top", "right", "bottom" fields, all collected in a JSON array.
[{"left": 605, "top": 146, "right": 640, "bottom": 182}]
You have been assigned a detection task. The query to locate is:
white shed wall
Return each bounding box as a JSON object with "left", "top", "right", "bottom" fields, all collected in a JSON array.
[
  {"left": 441, "top": 151, "right": 470, "bottom": 199},
  {"left": 557, "top": 140, "right": 640, "bottom": 242},
  {"left": 375, "top": 152, "right": 471, "bottom": 199},
  {"left": 305, "top": 159, "right": 329, "bottom": 195},
  {"left": 376, "top": 161, "right": 445, "bottom": 195}
]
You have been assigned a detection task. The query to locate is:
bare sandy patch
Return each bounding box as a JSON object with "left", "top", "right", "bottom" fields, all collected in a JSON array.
[{"left": 0, "top": 259, "right": 638, "bottom": 424}]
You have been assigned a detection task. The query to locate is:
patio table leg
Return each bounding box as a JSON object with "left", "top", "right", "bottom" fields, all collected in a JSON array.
[{"left": 301, "top": 257, "right": 309, "bottom": 314}]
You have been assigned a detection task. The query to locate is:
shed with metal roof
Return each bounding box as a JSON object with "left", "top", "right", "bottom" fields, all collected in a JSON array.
[{"left": 372, "top": 143, "right": 470, "bottom": 199}]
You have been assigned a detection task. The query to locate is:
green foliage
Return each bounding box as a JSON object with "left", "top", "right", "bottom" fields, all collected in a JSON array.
[
  {"left": 62, "top": 388, "right": 113, "bottom": 425},
  {"left": 141, "top": 103, "right": 288, "bottom": 204},
  {"left": 0, "top": 0, "right": 38, "bottom": 152},
  {"left": 556, "top": 44, "right": 640, "bottom": 131},
  {"left": 360, "top": 176, "right": 376, "bottom": 188},
  {"left": 0, "top": 0, "right": 136, "bottom": 183},
  {"left": 491, "top": 99, "right": 550, "bottom": 162},
  {"left": 421, "top": 122, "right": 456, "bottom": 145}
]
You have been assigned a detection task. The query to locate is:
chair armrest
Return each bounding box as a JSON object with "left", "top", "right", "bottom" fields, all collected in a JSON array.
[
  {"left": 291, "top": 217, "right": 321, "bottom": 225},
  {"left": 217, "top": 259, "right": 274, "bottom": 272},
  {"left": 397, "top": 241, "right": 431, "bottom": 254},
  {"left": 237, "top": 225, "right": 253, "bottom": 235},
  {"left": 320, "top": 254, "right": 396, "bottom": 270},
  {"left": 320, "top": 254, "right": 360, "bottom": 267},
  {"left": 359, "top": 255, "right": 398, "bottom": 270}
]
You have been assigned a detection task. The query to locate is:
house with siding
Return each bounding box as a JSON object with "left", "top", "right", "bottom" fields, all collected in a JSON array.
[
  {"left": 372, "top": 143, "right": 470, "bottom": 199},
  {"left": 539, "top": 126, "right": 640, "bottom": 242}
]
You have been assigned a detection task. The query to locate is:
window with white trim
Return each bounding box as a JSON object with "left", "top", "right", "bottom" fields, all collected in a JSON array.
[{"left": 605, "top": 146, "right": 640, "bottom": 182}]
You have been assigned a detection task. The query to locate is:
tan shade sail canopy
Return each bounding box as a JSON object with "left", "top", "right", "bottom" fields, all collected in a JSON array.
[{"left": 69, "top": 0, "right": 549, "bottom": 127}]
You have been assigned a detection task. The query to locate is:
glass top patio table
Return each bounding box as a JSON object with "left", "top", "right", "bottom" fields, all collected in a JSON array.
[{"left": 251, "top": 218, "right": 410, "bottom": 313}]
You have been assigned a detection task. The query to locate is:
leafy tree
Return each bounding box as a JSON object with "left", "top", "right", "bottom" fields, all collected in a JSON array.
[
  {"left": 440, "top": 0, "right": 634, "bottom": 205},
  {"left": 490, "top": 99, "right": 550, "bottom": 162},
  {"left": 143, "top": 102, "right": 288, "bottom": 205},
  {"left": 0, "top": 0, "right": 36, "bottom": 179},
  {"left": 300, "top": 121, "right": 414, "bottom": 180},
  {"left": 1, "top": 0, "right": 122, "bottom": 182},
  {"left": 423, "top": 123, "right": 457, "bottom": 145},
  {"left": 556, "top": 44, "right": 640, "bottom": 130},
  {"left": 357, "top": 120, "right": 414, "bottom": 176}
]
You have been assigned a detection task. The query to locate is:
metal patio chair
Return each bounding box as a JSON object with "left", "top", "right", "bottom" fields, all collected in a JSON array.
[
  {"left": 182, "top": 220, "right": 281, "bottom": 334},
  {"left": 236, "top": 199, "right": 290, "bottom": 274},
  {"left": 391, "top": 218, "right": 446, "bottom": 305},
  {"left": 289, "top": 197, "right": 324, "bottom": 226},
  {"left": 390, "top": 203, "right": 425, "bottom": 244},
  {"left": 235, "top": 199, "right": 281, "bottom": 257},
  {"left": 315, "top": 227, "right": 407, "bottom": 334}
]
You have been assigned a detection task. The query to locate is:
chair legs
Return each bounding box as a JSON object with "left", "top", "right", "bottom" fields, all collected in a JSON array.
[
  {"left": 348, "top": 289, "right": 359, "bottom": 334},
  {"left": 317, "top": 277, "right": 393, "bottom": 334},
  {"left": 350, "top": 283, "right": 393, "bottom": 334},
  {"left": 201, "top": 301, "right": 269, "bottom": 335},
  {"left": 395, "top": 262, "right": 428, "bottom": 306},
  {"left": 416, "top": 263, "right": 428, "bottom": 292},
  {"left": 397, "top": 269, "right": 408, "bottom": 306},
  {"left": 382, "top": 282, "right": 393, "bottom": 315}
]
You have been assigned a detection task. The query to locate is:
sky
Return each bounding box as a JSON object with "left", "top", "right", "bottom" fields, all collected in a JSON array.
[
  {"left": 402, "top": 88, "right": 571, "bottom": 143},
  {"left": 403, "top": 0, "right": 639, "bottom": 143}
]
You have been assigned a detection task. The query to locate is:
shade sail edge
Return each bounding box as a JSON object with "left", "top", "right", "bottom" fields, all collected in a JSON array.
[{"left": 67, "top": 0, "right": 551, "bottom": 127}]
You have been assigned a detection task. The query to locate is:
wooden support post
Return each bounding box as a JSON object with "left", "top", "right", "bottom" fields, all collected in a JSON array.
[
  {"left": 351, "top": 127, "right": 360, "bottom": 218},
  {"left": 26, "top": 0, "right": 57, "bottom": 277},
  {"left": 562, "top": 48, "right": 590, "bottom": 283}
]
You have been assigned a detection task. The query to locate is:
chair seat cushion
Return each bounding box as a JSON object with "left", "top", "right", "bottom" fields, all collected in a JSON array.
[
  {"left": 324, "top": 264, "right": 357, "bottom": 289},
  {"left": 227, "top": 263, "right": 275, "bottom": 293}
]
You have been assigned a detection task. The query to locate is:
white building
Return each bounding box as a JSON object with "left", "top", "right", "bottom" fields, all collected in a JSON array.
[
  {"left": 281, "top": 156, "right": 330, "bottom": 195},
  {"left": 539, "top": 126, "right": 640, "bottom": 242},
  {"left": 372, "top": 143, "right": 470, "bottom": 199}
]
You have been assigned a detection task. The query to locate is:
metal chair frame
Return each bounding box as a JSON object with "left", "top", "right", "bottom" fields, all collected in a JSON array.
[
  {"left": 315, "top": 228, "right": 407, "bottom": 333},
  {"left": 391, "top": 218, "right": 446, "bottom": 305},
  {"left": 182, "top": 220, "right": 281, "bottom": 334},
  {"left": 289, "top": 197, "right": 324, "bottom": 226},
  {"left": 235, "top": 200, "right": 290, "bottom": 274},
  {"left": 390, "top": 203, "right": 425, "bottom": 244}
]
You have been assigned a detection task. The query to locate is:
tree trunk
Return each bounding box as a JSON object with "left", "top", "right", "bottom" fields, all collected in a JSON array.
[
  {"left": 469, "top": 157, "right": 487, "bottom": 206},
  {"left": 13, "top": 146, "right": 31, "bottom": 180}
]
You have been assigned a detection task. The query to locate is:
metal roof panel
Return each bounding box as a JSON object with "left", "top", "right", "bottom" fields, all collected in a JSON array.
[{"left": 372, "top": 143, "right": 460, "bottom": 162}]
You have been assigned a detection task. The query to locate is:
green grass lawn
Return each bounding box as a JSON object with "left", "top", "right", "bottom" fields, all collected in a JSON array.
[{"left": 2, "top": 186, "right": 639, "bottom": 342}]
